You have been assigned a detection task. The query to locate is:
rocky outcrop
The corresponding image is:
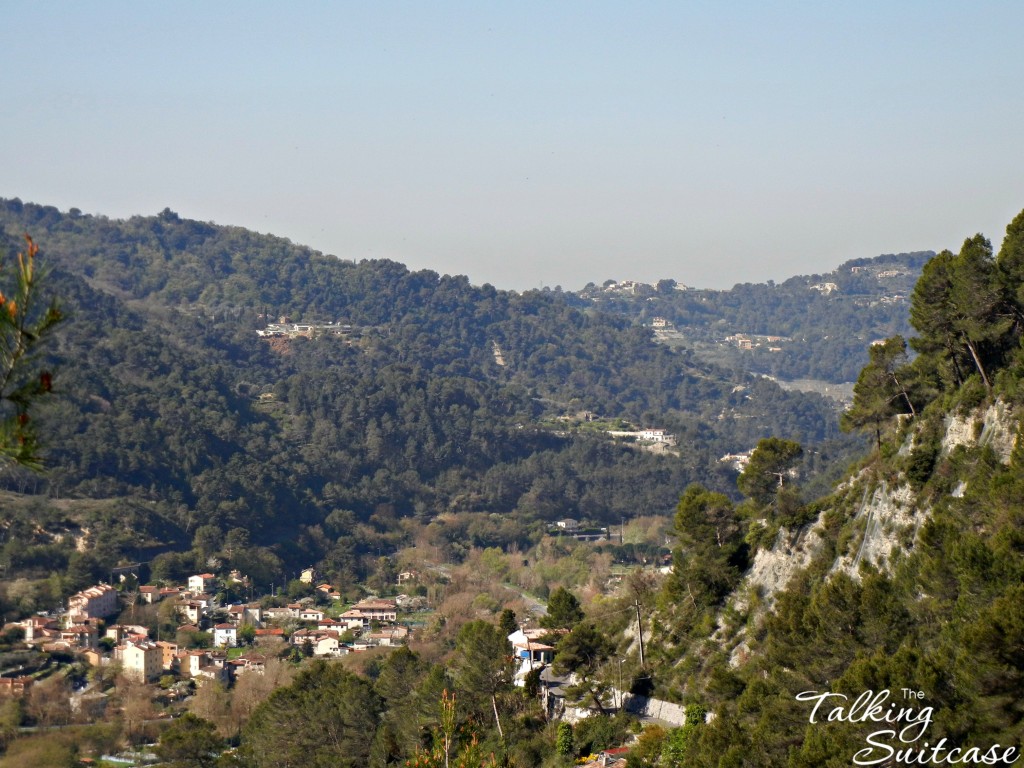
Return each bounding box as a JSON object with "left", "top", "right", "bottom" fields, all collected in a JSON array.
[
  {"left": 832, "top": 482, "right": 920, "bottom": 579},
  {"left": 740, "top": 524, "right": 825, "bottom": 609},
  {"left": 942, "top": 400, "right": 1016, "bottom": 463},
  {"left": 708, "top": 401, "right": 1017, "bottom": 672},
  {"left": 829, "top": 401, "right": 1018, "bottom": 581}
]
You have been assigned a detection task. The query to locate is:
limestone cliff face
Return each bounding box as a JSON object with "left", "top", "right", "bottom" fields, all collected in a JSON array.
[
  {"left": 832, "top": 401, "right": 1016, "bottom": 581},
  {"left": 742, "top": 400, "right": 1016, "bottom": 601},
  {"left": 740, "top": 524, "right": 825, "bottom": 609},
  {"left": 681, "top": 400, "right": 1018, "bottom": 673},
  {"left": 724, "top": 515, "right": 827, "bottom": 667},
  {"left": 941, "top": 400, "right": 1016, "bottom": 461},
  {"left": 830, "top": 482, "right": 918, "bottom": 579}
]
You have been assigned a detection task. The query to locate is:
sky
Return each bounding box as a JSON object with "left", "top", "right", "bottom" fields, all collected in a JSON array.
[{"left": 3, "top": 2, "right": 1024, "bottom": 291}]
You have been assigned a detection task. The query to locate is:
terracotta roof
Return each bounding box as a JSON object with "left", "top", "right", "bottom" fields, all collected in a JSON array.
[
  {"left": 513, "top": 640, "right": 554, "bottom": 651},
  {"left": 353, "top": 599, "right": 396, "bottom": 610}
]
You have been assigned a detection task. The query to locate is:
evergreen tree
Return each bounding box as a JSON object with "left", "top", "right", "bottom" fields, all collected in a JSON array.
[
  {"left": 665, "top": 485, "right": 744, "bottom": 617},
  {"left": 911, "top": 237, "right": 1014, "bottom": 391},
  {"left": 556, "top": 721, "right": 574, "bottom": 756},
  {"left": 553, "top": 621, "right": 615, "bottom": 714},
  {"left": 948, "top": 234, "right": 1010, "bottom": 390},
  {"left": 910, "top": 249, "right": 966, "bottom": 386},
  {"left": 451, "top": 620, "right": 514, "bottom": 741},
  {"left": 841, "top": 336, "right": 916, "bottom": 450},
  {"left": 737, "top": 437, "right": 803, "bottom": 508},
  {"left": 497, "top": 608, "right": 518, "bottom": 639},
  {"left": 0, "top": 235, "right": 63, "bottom": 468},
  {"left": 541, "top": 587, "right": 584, "bottom": 630},
  {"left": 241, "top": 660, "right": 383, "bottom": 768},
  {"left": 155, "top": 713, "right": 224, "bottom": 768},
  {"left": 997, "top": 208, "right": 1024, "bottom": 325}
]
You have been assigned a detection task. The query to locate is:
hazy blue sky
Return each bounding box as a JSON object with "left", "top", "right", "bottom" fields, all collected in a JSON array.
[{"left": 3, "top": 2, "right": 1023, "bottom": 290}]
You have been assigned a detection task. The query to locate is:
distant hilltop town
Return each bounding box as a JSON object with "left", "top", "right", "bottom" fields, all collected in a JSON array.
[
  {"left": 257, "top": 317, "right": 358, "bottom": 340},
  {"left": 577, "top": 279, "right": 690, "bottom": 299}
]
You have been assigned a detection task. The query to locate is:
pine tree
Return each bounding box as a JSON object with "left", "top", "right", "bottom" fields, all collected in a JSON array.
[
  {"left": 737, "top": 437, "right": 803, "bottom": 508},
  {"left": 0, "top": 235, "right": 63, "bottom": 468},
  {"left": 911, "top": 237, "right": 1013, "bottom": 391},
  {"left": 541, "top": 587, "right": 584, "bottom": 630},
  {"left": 553, "top": 622, "right": 615, "bottom": 714},
  {"left": 841, "top": 336, "right": 916, "bottom": 450},
  {"left": 910, "top": 250, "right": 966, "bottom": 387},
  {"left": 997, "top": 207, "right": 1024, "bottom": 326},
  {"left": 452, "top": 620, "right": 513, "bottom": 740},
  {"left": 948, "top": 234, "right": 1011, "bottom": 390}
]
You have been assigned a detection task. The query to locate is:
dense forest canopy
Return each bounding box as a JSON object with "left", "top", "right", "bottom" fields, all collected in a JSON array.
[{"left": 0, "top": 198, "right": 858, "bottom": 598}]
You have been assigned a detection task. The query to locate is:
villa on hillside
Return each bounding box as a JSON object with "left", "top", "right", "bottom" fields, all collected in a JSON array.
[{"left": 605, "top": 428, "right": 676, "bottom": 445}]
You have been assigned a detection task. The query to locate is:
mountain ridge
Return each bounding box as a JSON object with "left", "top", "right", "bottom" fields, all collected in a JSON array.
[{"left": 0, "top": 196, "right": 861, "bottom": 598}]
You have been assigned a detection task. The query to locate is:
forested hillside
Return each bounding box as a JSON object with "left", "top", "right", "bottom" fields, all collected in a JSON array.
[
  {"left": 0, "top": 198, "right": 858, "bottom": 600},
  {"left": 577, "top": 251, "right": 929, "bottom": 383},
  {"left": 640, "top": 210, "right": 1024, "bottom": 765},
  {"left": 3, "top": 202, "right": 1023, "bottom": 768}
]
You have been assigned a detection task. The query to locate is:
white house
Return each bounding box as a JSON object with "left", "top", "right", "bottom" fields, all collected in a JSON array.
[
  {"left": 182, "top": 602, "right": 205, "bottom": 626},
  {"left": 366, "top": 626, "right": 409, "bottom": 647},
  {"left": 188, "top": 574, "right": 216, "bottom": 593},
  {"left": 67, "top": 584, "right": 119, "bottom": 623},
  {"left": 507, "top": 628, "right": 556, "bottom": 686},
  {"left": 639, "top": 429, "right": 669, "bottom": 443},
  {"left": 227, "top": 603, "right": 263, "bottom": 627},
  {"left": 338, "top": 611, "right": 369, "bottom": 630},
  {"left": 315, "top": 634, "right": 346, "bottom": 657},
  {"left": 213, "top": 623, "right": 237, "bottom": 648},
  {"left": 119, "top": 641, "right": 162, "bottom": 683}
]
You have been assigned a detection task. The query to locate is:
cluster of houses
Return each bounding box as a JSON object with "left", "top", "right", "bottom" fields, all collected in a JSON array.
[
  {"left": 2, "top": 609, "right": 248, "bottom": 688},
  {"left": 0, "top": 576, "right": 658, "bottom": 764},
  {"left": 588, "top": 280, "right": 689, "bottom": 297},
  {"left": 848, "top": 266, "right": 907, "bottom": 280},
  {"left": 723, "top": 333, "right": 788, "bottom": 352},
  {"left": 256, "top": 320, "right": 357, "bottom": 340},
  {"left": 0, "top": 569, "right": 414, "bottom": 694}
]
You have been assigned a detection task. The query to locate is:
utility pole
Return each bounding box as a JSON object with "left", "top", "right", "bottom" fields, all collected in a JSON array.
[
  {"left": 634, "top": 599, "right": 646, "bottom": 669},
  {"left": 617, "top": 657, "right": 623, "bottom": 710}
]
